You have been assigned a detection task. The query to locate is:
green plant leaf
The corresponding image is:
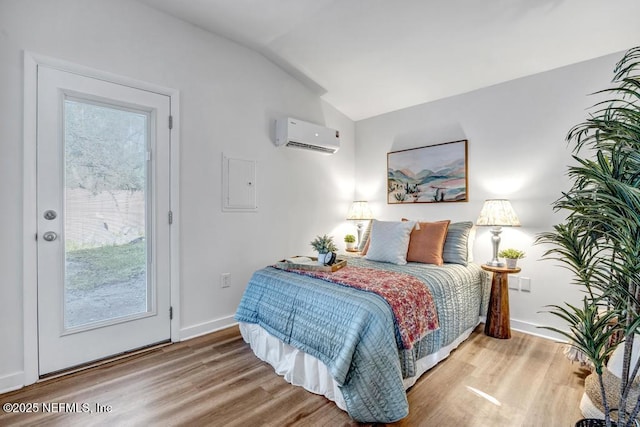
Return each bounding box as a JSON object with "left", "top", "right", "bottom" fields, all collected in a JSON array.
[{"left": 537, "top": 46, "right": 640, "bottom": 424}]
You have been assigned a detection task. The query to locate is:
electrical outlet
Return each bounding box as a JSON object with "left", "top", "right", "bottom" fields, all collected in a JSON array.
[
  {"left": 221, "top": 273, "right": 231, "bottom": 288},
  {"left": 508, "top": 275, "right": 519, "bottom": 290},
  {"left": 520, "top": 277, "right": 531, "bottom": 292}
]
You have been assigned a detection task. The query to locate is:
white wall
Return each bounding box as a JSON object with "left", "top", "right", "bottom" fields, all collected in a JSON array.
[
  {"left": 354, "top": 52, "right": 623, "bottom": 337},
  {"left": 1, "top": 0, "right": 628, "bottom": 394},
  {"left": 0, "top": 0, "right": 355, "bottom": 391}
]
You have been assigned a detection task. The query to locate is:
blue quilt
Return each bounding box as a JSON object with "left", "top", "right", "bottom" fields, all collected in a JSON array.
[{"left": 235, "top": 258, "right": 485, "bottom": 422}]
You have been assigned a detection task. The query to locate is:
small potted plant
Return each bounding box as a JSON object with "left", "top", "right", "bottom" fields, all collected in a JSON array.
[
  {"left": 344, "top": 234, "right": 356, "bottom": 251},
  {"left": 498, "top": 248, "right": 525, "bottom": 269},
  {"left": 310, "top": 234, "right": 338, "bottom": 264}
]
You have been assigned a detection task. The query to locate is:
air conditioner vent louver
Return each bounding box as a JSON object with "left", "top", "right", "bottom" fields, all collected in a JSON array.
[
  {"left": 285, "top": 140, "right": 337, "bottom": 154},
  {"left": 274, "top": 117, "right": 340, "bottom": 154}
]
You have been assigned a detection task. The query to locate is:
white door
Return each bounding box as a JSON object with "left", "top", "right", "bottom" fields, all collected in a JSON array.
[{"left": 37, "top": 66, "right": 172, "bottom": 375}]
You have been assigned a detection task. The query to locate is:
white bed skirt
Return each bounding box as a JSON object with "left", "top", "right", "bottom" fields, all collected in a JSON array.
[{"left": 239, "top": 320, "right": 479, "bottom": 412}]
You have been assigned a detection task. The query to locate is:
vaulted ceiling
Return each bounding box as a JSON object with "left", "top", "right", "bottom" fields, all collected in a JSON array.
[{"left": 138, "top": 0, "right": 640, "bottom": 121}]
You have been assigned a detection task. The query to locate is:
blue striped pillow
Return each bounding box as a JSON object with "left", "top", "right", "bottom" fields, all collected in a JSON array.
[{"left": 442, "top": 221, "right": 474, "bottom": 265}]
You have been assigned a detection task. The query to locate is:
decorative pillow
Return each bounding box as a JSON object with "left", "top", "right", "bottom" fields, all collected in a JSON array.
[
  {"left": 405, "top": 220, "right": 450, "bottom": 265},
  {"left": 361, "top": 236, "right": 370, "bottom": 255},
  {"left": 443, "top": 221, "right": 474, "bottom": 266},
  {"left": 467, "top": 225, "right": 476, "bottom": 262},
  {"left": 358, "top": 220, "right": 373, "bottom": 253},
  {"left": 365, "top": 220, "right": 416, "bottom": 265}
]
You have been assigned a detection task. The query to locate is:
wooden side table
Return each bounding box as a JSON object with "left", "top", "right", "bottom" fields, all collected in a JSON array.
[{"left": 481, "top": 264, "right": 521, "bottom": 339}]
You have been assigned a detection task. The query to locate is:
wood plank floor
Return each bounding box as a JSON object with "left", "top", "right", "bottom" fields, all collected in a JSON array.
[{"left": 0, "top": 325, "right": 588, "bottom": 426}]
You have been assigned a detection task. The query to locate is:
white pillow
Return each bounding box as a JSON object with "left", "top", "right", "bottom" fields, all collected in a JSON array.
[{"left": 365, "top": 219, "right": 416, "bottom": 265}]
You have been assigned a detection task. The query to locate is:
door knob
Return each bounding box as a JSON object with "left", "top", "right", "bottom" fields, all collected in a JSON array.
[
  {"left": 43, "top": 210, "right": 57, "bottom": 220},
  {"left": 42, "top": 231, "right": 58, "bottom": 242}
]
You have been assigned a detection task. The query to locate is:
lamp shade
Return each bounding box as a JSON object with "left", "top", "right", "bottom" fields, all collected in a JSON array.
[
  {"left": 346, "top": 201, "right": 373, "bottom": 220},
  {"left": 476, "top": 199, "right": 521, "bottom": 227}
]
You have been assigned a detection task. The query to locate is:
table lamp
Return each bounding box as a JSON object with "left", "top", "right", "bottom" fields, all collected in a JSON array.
[
  {"left": 476, "top": 199, "right": 521, "bottom": 267},
  {"left": 346, "top": 201, "right": 373, "bottom": 246}
]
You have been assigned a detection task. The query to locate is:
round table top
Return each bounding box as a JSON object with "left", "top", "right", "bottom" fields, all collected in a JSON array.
[{"left": 481, "top": 264, "right": 521, "bottom": 274}]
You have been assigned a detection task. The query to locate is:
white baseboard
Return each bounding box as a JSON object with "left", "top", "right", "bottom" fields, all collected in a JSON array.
[
  {"left": 179, "top": 315, "right": 237, "bottom": 341},
  {"left": 510, "top": 318, "right": 567, "bottom": 342},
  {"left": 0, "top": 371, "right": 24, "bottom": 395}
]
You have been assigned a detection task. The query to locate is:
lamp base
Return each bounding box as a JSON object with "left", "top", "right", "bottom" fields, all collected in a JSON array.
[
  {"left": 356, "top": 222, "right": 364, "bottom": 247},
  {"left": 486, "top": 259, "right": 505, "bottom": 267},
  {"left": 488, "top": 226, "right": 503, "bottom": 268}
]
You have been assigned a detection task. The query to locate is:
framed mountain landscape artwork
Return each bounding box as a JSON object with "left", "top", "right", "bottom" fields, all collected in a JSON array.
[{"left": 387, "top": 140, "right": 468, "bottom": 204}]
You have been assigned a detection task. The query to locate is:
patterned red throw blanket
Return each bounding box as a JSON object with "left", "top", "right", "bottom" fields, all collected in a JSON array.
[{"left": 276, "top": 265, "right": 439, "bottom": 349}]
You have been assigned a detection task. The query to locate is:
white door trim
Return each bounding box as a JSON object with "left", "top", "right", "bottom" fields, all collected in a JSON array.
[{"left": 22, "top": 51, "right": 181, "bottom": 386}]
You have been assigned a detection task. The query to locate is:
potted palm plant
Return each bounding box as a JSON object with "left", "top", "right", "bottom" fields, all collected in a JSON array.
[{"left": 537, "top": 47, "right": 640, "bottom": 427}]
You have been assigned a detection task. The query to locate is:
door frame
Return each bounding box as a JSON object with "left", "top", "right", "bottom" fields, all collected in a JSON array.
[{"left": 22, "top": 51, "right": 181, "bottom": 385}]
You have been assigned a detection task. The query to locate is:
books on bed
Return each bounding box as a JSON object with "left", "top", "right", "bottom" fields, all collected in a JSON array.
[
  {"left": 284, "top": 256, "right": 314, "bottom": 264},
  {"left": 276, "top": 256, "right": 347, "bottom": 272}
]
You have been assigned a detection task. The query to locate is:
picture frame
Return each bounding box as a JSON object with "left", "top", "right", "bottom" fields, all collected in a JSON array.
[{"left": 387, "top": 139, "right": 468, "bottom": 204}]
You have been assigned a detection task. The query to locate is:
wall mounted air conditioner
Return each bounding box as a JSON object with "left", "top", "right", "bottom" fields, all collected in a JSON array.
[{"left": 275, "top": 117, "right": 340, "bottom": 154}]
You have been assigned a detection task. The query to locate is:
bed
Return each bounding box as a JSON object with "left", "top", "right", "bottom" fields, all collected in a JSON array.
[{"left": 235, "top": 220, "right": 489, "bottom": 423}]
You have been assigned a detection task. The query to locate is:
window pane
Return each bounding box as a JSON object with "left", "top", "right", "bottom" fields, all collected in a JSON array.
[{"left": 63, "top": 98, "right": 149, "bottom": 329}]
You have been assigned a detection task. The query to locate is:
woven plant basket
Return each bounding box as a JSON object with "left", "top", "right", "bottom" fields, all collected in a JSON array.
[
  {"left": 576, "top": 418, "right": 640, "bottom": 427},
  {"left": 584, "top": 369, "right": 640, "bottom": 416},
  {"left": 575, "top": 420, "right": 614, "bottom": 427}
]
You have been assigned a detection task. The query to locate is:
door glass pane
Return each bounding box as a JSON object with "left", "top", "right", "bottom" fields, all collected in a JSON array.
[{"left": 63, "top": 98, "right": 150, "bottom": 330}]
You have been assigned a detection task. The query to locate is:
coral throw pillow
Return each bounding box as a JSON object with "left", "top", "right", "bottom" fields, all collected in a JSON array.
[{"left": 405, "top": 220, "right": 450, "bottom": 265}]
